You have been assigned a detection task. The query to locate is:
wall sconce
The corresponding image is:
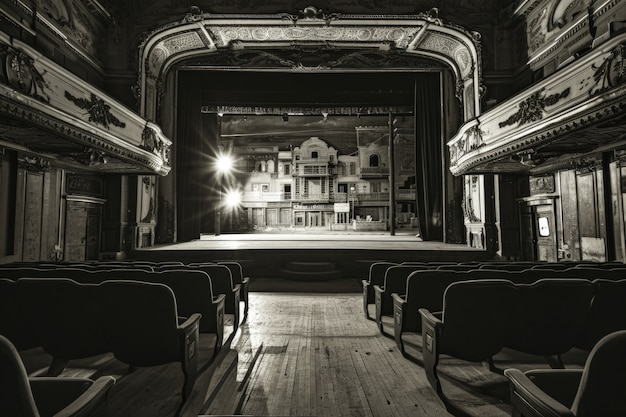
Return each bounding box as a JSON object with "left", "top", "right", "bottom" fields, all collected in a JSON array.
[
  {"left": 321, "top": 111, "right": 328, "bottom": 122},
  {"left": 282, "top": 113, "right": 289, "bottom": 122}
]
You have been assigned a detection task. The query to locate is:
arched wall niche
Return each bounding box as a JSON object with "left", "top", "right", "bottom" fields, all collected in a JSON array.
[{"left": 136, "top": 9, "right": 484, "bottom": 123}]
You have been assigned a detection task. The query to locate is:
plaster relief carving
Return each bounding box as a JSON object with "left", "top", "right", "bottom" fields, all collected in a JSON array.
[
  {"left": 498, "top": 87, "right": 570, "bottom": 128},
  {"left": 64, "top": 91, "right": 126, "bottom": 129},
  {"left": 588, "top": 43, "right": 626, "bottom": 97},
  {"left": 0, "top": 45, "right": 51, "bottom": 103}
]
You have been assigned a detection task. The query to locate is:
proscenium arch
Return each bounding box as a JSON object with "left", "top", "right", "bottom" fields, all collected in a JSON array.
[
  {"left": 137, "top": 10, "right": 483, "bottom": 122},
  {"left": 136, "top": 9, "right": 483, "bottom": 242}
]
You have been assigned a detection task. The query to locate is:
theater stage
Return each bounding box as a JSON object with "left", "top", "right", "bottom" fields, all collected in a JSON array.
[{"left": 131, "top": 232, "right": 493, "bottom": 286}]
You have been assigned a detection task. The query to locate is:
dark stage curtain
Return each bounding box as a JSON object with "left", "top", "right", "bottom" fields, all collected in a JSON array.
[
  {"left": 176, "top": 73, "right": 219, "bottom": 241},
  {"left": 414, "top": 73, "right": 443, "bottom": 241}
]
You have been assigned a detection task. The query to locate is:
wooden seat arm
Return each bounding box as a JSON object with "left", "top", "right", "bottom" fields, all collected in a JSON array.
[
  {"left": 212, "top": 293, "right": 226, "bottom": 306},
  {"left": 178, "top": 313, "right": 202, "bottom": 332},
  {"left": 504, "top": 368, "right": 576, "bottom": 417},
  {"left": 30, "top": 376, "right": 116, "bottom": 417},
  {"left": 391, "top": 293, "right": 406, "bottom": 305}
]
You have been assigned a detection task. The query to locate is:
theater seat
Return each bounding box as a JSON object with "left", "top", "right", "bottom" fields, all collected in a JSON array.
[
  {"left": 96, "top": 280, "right": 201, "bottom": 402},
  {"left": 0, "top": 334, "right": 115, "bottom": 417},
  {"left": 505, "top": 330, "right": 626, "bottom": 417}
]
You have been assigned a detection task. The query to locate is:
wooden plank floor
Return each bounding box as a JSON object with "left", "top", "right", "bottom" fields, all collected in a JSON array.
[
  {"left": 20, "top": 292, "right": 588, "bottom": 417},
  {"left": 199, "top": 293, "right": 449, "bottom": 417}
]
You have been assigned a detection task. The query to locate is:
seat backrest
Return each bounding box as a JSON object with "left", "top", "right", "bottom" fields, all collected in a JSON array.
[
  {"left": 440, "top": 279, "right": 517, "bottom": 361},
  {"left": 0, "top": 267, "right": 43, "bottom": 280},
  {"left": 576, "top": 279, "right": 626, "bottom": 351},
  {"left": 383, "top": 265, "right": 427, "bottom": 295},
  {"left": 151, "top": 269, "right": 216, "bottom": 333},
  {"left": 0, "top": 279, "right": 39, "bottom": 351},
  {"left": 217, "top": 261, "right": 244, "bottom": 286},
  {"left": 478, "top": 263, "right": 534, "bottom": 271},
  {"left": 191, "top": 264, "right": 234, "bottom": 291},
  {"left": 0, "top": 334, "right": 39, "bottom": 417},
  {"left": 367, "top": 262, "right": 398, "bottom": 286},
  {"left": 16, "top": 278, "right": 109, "bottom": 359},
  {"left": 96, "top": 280, "right": 181, "bottom": 366},
  {"left": 571, "top": 330, "right": 626, "bottom": 416},
  {"left": 405, "top": 270, "right": 464, "bottom": 330},
  {"left": 506, "top": 278, "right": 596, "bottom": 356}
]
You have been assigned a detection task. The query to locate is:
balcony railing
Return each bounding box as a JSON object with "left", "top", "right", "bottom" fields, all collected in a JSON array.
[
  {"left": 397, "top": 189, "right": 416, "bottom": 200},
  {"left": 360, "top": 167, "right": 390, "bottom": 177},
  {"left": 242, "top": 191, "right": 290, "bottom": 202}
]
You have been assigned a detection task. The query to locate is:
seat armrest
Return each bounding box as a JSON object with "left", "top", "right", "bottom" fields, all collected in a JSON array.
[
  {"left": 419, "top": 308, "right": 444, "bottom": 397},
  {"left": 30, "top": 376, "right": 116, "bottom": 417},
  {"left": 504, "top": 368, "right": 576, "bottom": 417},
  {"left": 373, "top": 284, "right": 384, "bottom": 294},
  {"left": 242, "top": 277, "right": 250, "bottom": 285},
  {"left": 391, "top": 293, "right": 406, "bottom": 305},
  {"left": 212, "top": 293, "right": 226, "bottom": 306},
  {"left": 521, "top": 369, "right": 583, "bottom": 409},
  {"left": 178, "top": 313, "right": 202, "bottom": 332},
  {"left": 232, "top": 283, "right": 241, "bottom": 295}
]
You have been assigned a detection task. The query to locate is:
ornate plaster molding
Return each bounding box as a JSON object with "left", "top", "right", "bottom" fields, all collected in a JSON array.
[
  {"left": 137, "top": 8, "right": 483, "bottom": 124},
  {"left": 0, "top": 35, "right": 172, "bottom": 175},
  {"left": 448, "top": 35, "right": 626, "bottom": 176}
]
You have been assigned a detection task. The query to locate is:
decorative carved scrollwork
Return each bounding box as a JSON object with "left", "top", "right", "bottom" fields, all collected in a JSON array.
[
  {"left": 589, "top": 43, "right": 626, "bottom": 97},
  {"left": 0, "top": 44, "right": 51, "bottom": 103},
  {"left": 64, "top": 91, "right": 126, "bottom": 129},
  {"left": 415, "top": 8, "right": 443, "bottom": 26},
  {"left": 499, "top": 87, "right": 571, "bottom": 128},
  {"left": 279, "top": 6, "right": 342, "bottom": 27},
  {"left": 71, "top": 148, "right": 108, "bottom": 166},
  {"left": 18, "top": 156, "right": 51, "bottom": 173}
]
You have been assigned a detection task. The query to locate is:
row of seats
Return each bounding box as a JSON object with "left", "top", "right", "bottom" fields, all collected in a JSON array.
[
  {"left": 1, "top": 278, "right": 201, "bottom": 406},
  {"left": 0, "top": 260, "right": 251, "bottom": 412},
  {"left": 0, "top": 260, "right": 250, "bottom": 318},
  {"left": 361, "top": 260, "right": 626, "bottom": 322},
  {"left": 361, "top": 260, "right": 626, "bottom": 416}
]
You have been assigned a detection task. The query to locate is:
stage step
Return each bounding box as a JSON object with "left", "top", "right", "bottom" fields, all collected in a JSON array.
[{"left": 279, "top": 261, "right": 343, "bottom": 281}]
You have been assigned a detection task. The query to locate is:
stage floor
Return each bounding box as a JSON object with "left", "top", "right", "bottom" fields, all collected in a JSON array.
[
  {"left": 140, "top": 231, "right": 480, "bottom": 251},
  {"left": 132, "top": 232, "right": 492, "bottom": 280}
]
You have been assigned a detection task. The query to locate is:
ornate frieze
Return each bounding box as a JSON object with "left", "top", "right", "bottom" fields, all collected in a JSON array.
[
  {"left": 209, "top": 26, "right": 420, "bottom": 49},
  {"left": 137, "top": 11, "right": 483, "bottom": 126}
]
